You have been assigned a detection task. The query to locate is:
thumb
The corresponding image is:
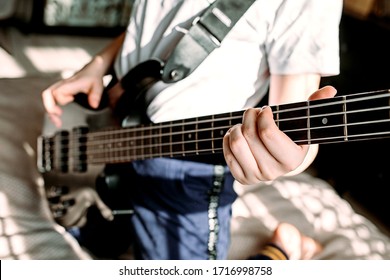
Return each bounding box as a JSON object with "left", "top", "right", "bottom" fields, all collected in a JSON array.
[
  {"left": 308, "top": 85, "right": 337, "bottom": 101},
  {"left": 88, "top": 82, "right": 104, "bottom": 109}
]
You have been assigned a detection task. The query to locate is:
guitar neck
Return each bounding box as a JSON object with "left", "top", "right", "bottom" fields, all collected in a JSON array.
[{"left": 38, "top": 89, "right": 390, "bottom": 173}]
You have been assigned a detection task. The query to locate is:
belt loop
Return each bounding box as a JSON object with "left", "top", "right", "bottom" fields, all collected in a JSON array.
[{"left": 207, "top": 165, "right": 225, "bottom": 260}]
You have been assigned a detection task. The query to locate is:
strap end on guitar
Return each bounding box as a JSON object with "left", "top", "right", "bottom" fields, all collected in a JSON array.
[{"left": 161, "top": 0, "right": 256, "bottom": 84}]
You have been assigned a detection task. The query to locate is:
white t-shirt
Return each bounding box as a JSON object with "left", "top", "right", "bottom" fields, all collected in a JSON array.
[{"left": 114, "top": 0, "right": 342, "bottom": 123}]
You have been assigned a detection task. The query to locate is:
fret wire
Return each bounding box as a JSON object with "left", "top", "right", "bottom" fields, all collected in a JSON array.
[
  {"left": 170, "top": 121, "right": 173, "bottom": 157},
  {"left": 195, "top": 117, "right": 199, "bottom": 155},
  {"left": 182, "top": 119, "right": 185, "bottom": 156},
  {"left": 342, "top": 95, "right": 348, "bottom": 141},
  {"left": 211, "top": 115, "right": 214, "bottom": 153},
  {"left": 140, "top": 125, "right": 144, "bottom": 160},
  {"left": 306, "top": 101, "right": 311, "bottom": 145},
  {"left": 159, "top": 123, "right": 162, "bottom": 158}
]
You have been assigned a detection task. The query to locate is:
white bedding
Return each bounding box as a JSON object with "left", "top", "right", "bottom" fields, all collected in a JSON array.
[{"left": 229, "top": 174, "right": 390, "bottom": 259}]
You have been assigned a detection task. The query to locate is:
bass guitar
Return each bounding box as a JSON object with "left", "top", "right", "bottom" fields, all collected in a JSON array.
[{"left": 36, "top": 60, "right": 390, "bottom": 174}]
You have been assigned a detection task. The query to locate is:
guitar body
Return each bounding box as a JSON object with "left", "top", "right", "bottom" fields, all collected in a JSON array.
[{"left": 42, "top": 60, "right": 164, "bottom": 218}]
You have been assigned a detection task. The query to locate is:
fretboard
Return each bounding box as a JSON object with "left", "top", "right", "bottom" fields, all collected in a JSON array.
[{"left": 38, "top": 89, "right": 390, "bottom": 173}]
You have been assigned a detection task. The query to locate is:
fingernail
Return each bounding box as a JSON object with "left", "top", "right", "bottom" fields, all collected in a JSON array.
[{"left": 90, "top": 98, "right": 99, "bottom": 108}]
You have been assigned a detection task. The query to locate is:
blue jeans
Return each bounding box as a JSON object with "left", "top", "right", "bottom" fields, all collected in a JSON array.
[{"left": 127, "top": 158, "right": 237, "bottom": 259}]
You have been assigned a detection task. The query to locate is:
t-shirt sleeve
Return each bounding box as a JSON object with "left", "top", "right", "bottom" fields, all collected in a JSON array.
[{"left": 266, "top": 0, "right": 343, "bottom": 77}]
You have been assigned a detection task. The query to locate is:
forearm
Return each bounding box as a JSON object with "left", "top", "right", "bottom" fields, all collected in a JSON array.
[{"left": 85, "top": 32, "right": 126, "bottom": 77}]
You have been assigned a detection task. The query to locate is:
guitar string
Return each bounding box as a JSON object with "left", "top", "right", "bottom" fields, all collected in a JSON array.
[
  {"left": 88, "top": 119, "right": 390, "bottom": 157},
  {"left": 42, "top": 91, "right": 390, "bottom": 165},
  {"left": 54, "top": 102, "right": 390, "bottom": 147},
  {"left": 66, "top": 90, "right": 390, "bottom": 139},
  {"left": 54, "top": 91, "right": 390, "bottom": 136},
  {"left": 46, "top": 114, "right": 390, "bottom": 165},
  {"left": 84, "top": 115, "right": 390, "bottom": 150},
  {"left": 84, "top": 103, "right": 390, "bottom": 143},
  {"left": 85, "top": 129, "right": 390, "bottom": 164},
  {"left": 45, "top": 112, "right": 390, "bottom": 164},
  {"left": 54, "top": 90, "right": 390, "bottom": 140}
]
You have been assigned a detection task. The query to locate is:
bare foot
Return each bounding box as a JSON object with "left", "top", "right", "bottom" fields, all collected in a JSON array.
[{"left": 270, "top": 223, "right": 322, "bottom": 260}]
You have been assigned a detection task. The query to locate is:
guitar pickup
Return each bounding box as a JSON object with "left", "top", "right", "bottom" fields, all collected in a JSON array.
[
  {"left": 72, "top": 126, "right": 89, "bottom": 172},
  {"left": 37, "top": 135, "right": 50, "bottom": 173},
  {"left": 37, "top": 130, "right": 69, "bottom": 173}
]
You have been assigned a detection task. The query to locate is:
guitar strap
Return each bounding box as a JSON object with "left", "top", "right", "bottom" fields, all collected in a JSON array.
[
  {"left": 207, "top": 165, "right": 225, "bottom": 260},
  {"left": 108, "top": 0, "right": 257, "bottom": 112},
  {"left": 162, "top": 0, "right": 257, "bottom": 83}
]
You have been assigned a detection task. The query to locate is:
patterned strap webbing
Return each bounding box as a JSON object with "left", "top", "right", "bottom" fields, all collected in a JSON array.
[{"left": 207, "top": 165, "right": 225, "bottom": 260}]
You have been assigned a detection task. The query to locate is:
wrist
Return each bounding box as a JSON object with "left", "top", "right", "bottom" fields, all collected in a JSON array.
[
  {"left": 285, "top": 144, "right": 318, "bottom": 177},
  {"left": 86, "top": 55, "right": 111, "bottom": 77}
]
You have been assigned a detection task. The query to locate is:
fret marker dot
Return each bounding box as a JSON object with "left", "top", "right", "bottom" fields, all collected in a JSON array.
[{"left": 322, "top": 118, "right": 328, "bottom": 125}]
